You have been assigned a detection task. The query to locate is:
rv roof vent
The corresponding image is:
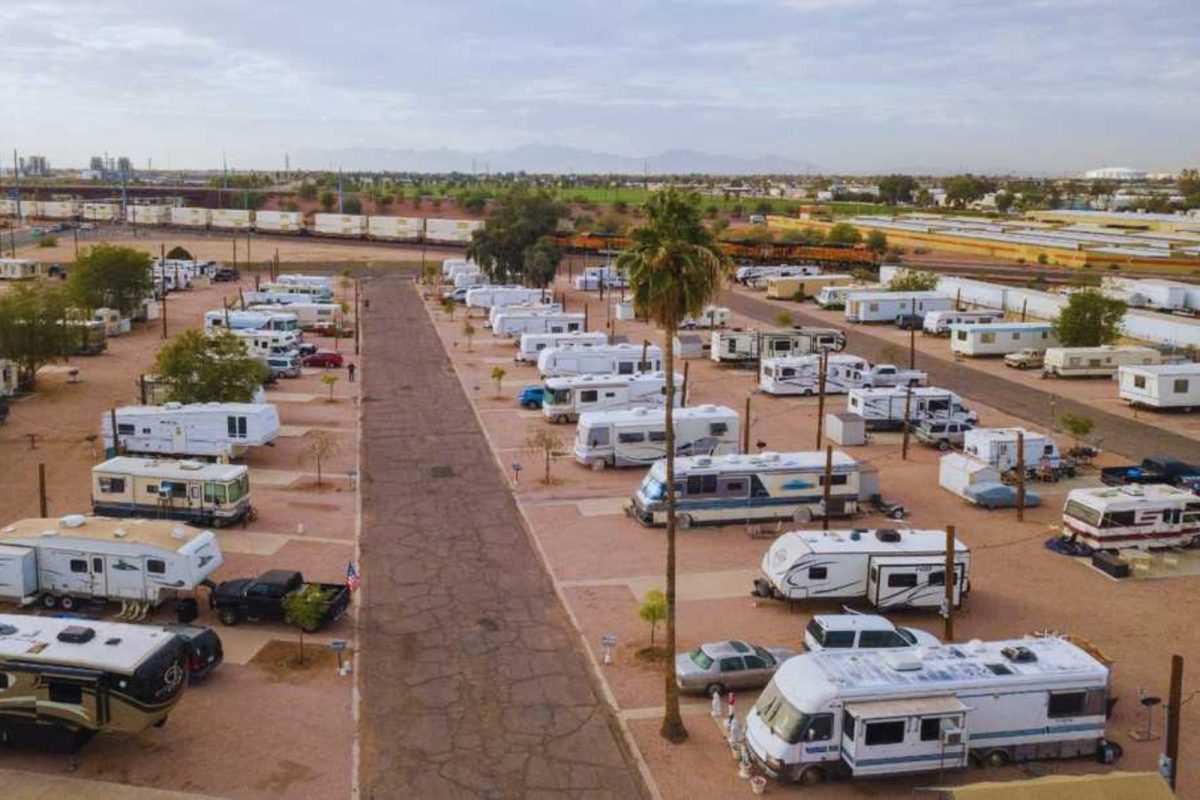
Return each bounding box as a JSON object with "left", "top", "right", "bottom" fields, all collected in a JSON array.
[
  {"left": 179, "top": 461, "right": 205, "bottom": 471},
  {"left": 700, "top": 404, "right": 715, "bottom": 412},
  {"left": 875, "top": 529, "right": 902, "bottom": 543},
  {"left": 171, "top": 527, "right": 186, "bottom": 539},
  {"left": 59, "top": 514, "right": 87, "bottom": 529},
  {"left": 1001, "top": 645, "right": 1038, "bottom": 664},
  {"left": 969, "top": 638, "right": 987, "bottom": 654},
  {"left": 850, "top": 531, "right": 861, "bottom": 541},
  {"left": 696, "top": 457, "right": 713, "bottom": 467},
  {"left": 1120, "top": 485, "right": 1145, "bottom": 497},
  {"left": 58, "top": 625, "right": 95, "bottom": 644},
  {"left": 104, "top": 637, "right": 122, "bottom": 646},
  {"left": 0, "top": 624, "right": 17, "bottom": 636},
  {"left": 762, "top": 452, "right": 780, "bottom": 461},
  {"left": 113, "top": 528, "right": 128, "bottom": 538},
  {"left": 885, "top": 651, "right": 923, "bottom": 672}
]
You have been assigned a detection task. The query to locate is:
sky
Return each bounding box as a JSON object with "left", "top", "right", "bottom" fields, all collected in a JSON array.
[{"left": 0, "top": 0, "right": 1197, "bottom": 174}]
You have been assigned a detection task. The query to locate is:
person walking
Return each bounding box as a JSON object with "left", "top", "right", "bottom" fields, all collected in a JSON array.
[{"left": 347, "top": 362, "right": 356, "bottom": 383}]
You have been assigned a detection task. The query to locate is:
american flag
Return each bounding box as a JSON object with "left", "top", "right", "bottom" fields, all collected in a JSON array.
[{"left": 346, "top": 561, "right": 361, "bottom": 592}]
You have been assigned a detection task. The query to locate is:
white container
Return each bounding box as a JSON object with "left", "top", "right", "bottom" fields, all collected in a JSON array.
[
  {"left": 130, "top": 206, "right": 169, "bottom": 225},
  {"left": 40, "top": 200, "right": 79, "bottom": 219},
  {"left": 314, "top": 213, "right": 367, "bottom": 237},
  {"left": 425, "top": 218, "right": 483, "bottom": 243},
  {"left": 1119, "top": 364, "right": 1200, "bottom": 410},
  {"left": 368, "top": 216, "right": 424, "bottom": 240},
  {"left": 253, "top": 210, "right": 304, "bottom": 233},
  {"left": 82, "top": 202, "right": 120, "bottom": 222},
  {"left": 210, "top": 209, "right": 252, "bottom": 230},
  {"left": 826, "top": 412, "right": 866, "bottom": 446},
  {"left": 170, "top": 207, "right": 211, "bottom": 228}
]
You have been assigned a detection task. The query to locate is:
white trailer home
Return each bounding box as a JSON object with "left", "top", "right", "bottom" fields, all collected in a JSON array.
[
  {"left": 204, "top": 309, "right": 299, "bottom": 333},
  {"left": 844, "top": 291, "right": 952, "bottom": 324},
  {"left": 1062, "top": 484, "right": 1200, "bottom": 550},
  {"left": 847, "top": 387, "right": 977, "bottom": 431},
  {"left": 922, "top": 310, "right": 1003, "bottom": 336},
  {"left": 517, "top": 331, "right": 607, "bottom": 363},
  {"left": 487, "top": 302, "right": 562, "bottom": 329},
  {"left": 92, "top": 457, "right": 251, "bottom": 527},
  {"left": 1042, "top": 346, "right": 1162, "bottom": 378},
  {"left": 102, "top": 403, "right": 281, "bottom": 459},
  {"left": 963, "top": 427, "right": 1060, "bottom": 472},
  {"left": 274, "top": 273, "right": 333, "bottom": 290},
  {"left": 629, "top": 450, "right": 862, "bottom": 527},
  {"left": 1119, "top": 364, "right": 1200, "bottom": 410},
  {"left": 466, "top": 286, "right": 547, "bottom": 310},
  {"left": 746, "top": 636, "right": 1111, "bottom": 784},
  {"left": 759, "top": 354, "right": 870, "bottom": 396},
  {"left": 573, "top": 265, "right": 626, "bottom": 291},
  {"left": 0, "top": 259, "right": 39, "bottom": 280},
  {"left": 951, "top": 322, "right": 1057, "bottom": 357},
  {"left": 767, "top": 274, "right": 855, "bottom": 301},
  {"left": 253, "top": 210, "right": 304, "bottom": 233},
  {"left": 493, "top": 311, "right": 584, "bottom": 338},
  {"left": 711, "top": 330, "right": 811, "bottom": 365},
  {"left": 681, "top": 305, "right": 732, "bottom": 329},
  {"left": 574, "top": 405, "right": 740, "bottom": 468},
  {"left": 0, "top": 515, "right": 224, "bottom": 609},
  {"left": 752, "top": 528, "right": 970, "bottom": 610},
  {"left": 537, "top": 343, "right": 663, "bottom": 377},
  {"left": 313, "top": 213, "right": 367, "bottom": 237},
  {"left": 210, "top": 209, "right": 252, "bottom": 231},
  {"left": 247, "top": 302, "right": 343, "bottom": 333},
  {"left": 367, "top": 215, "right": 423, "bottom": 241},
  {"left": 169, "top": 207, "right": 211, "bottom": 228},
  {"left": 814, "top": 284, "right": 878, "bottom": 310},
  {"left": 542, "top": 372, "right": 678, "bottom": 423}
]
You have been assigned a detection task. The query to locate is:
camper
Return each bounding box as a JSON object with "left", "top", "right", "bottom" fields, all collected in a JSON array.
[
  {"left": 752, "top": 528, "right": 970, "bottom": 610},
  {"left": 745, "top": 636, "right": 1111, "bottom": 785},
  {"left": 92, "top": 458, "right": 251, "bottom": 527},
  {"left": 102, "top": 403, "right": 281, "bottom": 459},
  {"left": 93, "top": 307, "right": 130, "bottom": 337},
  {"left": 681, "top": 305, "right": 731, "bottom": 329},
  {"left": 1119, "top": 364, "right": 1200, "bottom": 410},
  {"left": 493, "top": 311, "right": 585, "bottom": 338},
  {"left": 847, "top": 387, "right": 977, "bottom": 431},
  {"left": 767, "top": 274, "right": 854, "bottom": 301},
  {"left": 517, "top": 331, "right": 607, "bottom": 363},
  {"left": 465, "top": 286, "right": 547, "bottom": 310},
  {"left": 0, "top": 258, "right": 40, "bottom": 280},
  {"left": 441, "top": 258, "right": 479, "bottom": 277},
  {"left": 845, "top": 291, "right": 952, "bottom": 324},
  {"left": 574, "top": 405, "right": 740, "bottom": 469},
  {"left": 542, "top": 372, "right": 678, "bottom": 423},
  {"left": 1062, "top": 484, "right": 1200, "bottom": 550},
  {"left": 0, "top": 613, "right": 189, "bottom": 749},
  {"left": 759, "top": 355, "right": 871, "bottom": 396},
  {"left": 711, "top": 330, "right": 811, "bottom": 365},
  {"left": 454, "top": 271, "right": 487, "bottom": 290},
  {"left": 950, "top": 322, "right": 1057, "bottom": 357},
  {"left": 574, "top": 265, "right": 626, "bottom": 291},
  {"left": 923, "top": 310, "right": 1004, "bottom": 336},
  {"left": 629, "top": 450, "right": 862, "bottom": 527},
  {"left": 487, "top": 302, "right": 563, "bottom": 329},
  {"left": 275, "top": 274, "right": 334, "bottom": 291},
  {"left": 247, "top": 302, "right": 343, "bottom": 333},
  {"left": 538, "top": 343, "right": 663, "bottom": 377},
  {"left": 204, "top": 309, "right": 299, "bottom": 333},
  {"left": 1042, "top": 346, "right": 1162, "bottom": 378},
  {"left": 736, "top": 264, "right": 823, "bottom": 289},
  {"left": 963, "top": 427, "right": 1060, "bottom": 472},
  {"left": 0, "top": 515, "right": 224, "bottom": 610},
  {"left": 260, "top": 282, "right": 332, "bottom": 301},
  {"left": 223, "top": 328, "right": 301, "bottom": 358},
  {"left": 815, "top": 284, "right": 878, "bottom": 310}
]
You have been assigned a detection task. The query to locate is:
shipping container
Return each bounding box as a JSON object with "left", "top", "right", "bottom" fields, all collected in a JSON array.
[
  {"left": 368, "top": 216, "right": 424, "bottom": 240},
  {"left": 39, "top": 200, "right": 79, "bottom": 219},
  {"left": 253, "top": 210, "right": 304, "bottom": 233},
  {"left": 313, "top": 213, "right": 367, "bottom": 237},
  {"left": 210, "top": 209, "right": 252, "bottom": 231},
  {"left": 0, "top": 198, "right": 16, "bottom": 217},
  {"left": 170, "top": 207, "right": 211, "bottom": 228},
  {"left": 129, "top": 206, "right": 170, "bottom": 226},
  {"left": 425, "top": 218, "right": 483, "bottom": 243}
]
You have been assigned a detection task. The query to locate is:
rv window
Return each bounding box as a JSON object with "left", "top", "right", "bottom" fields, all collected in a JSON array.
[
  {"left": 806, "top": 714, "right": 834, "bottom": 742},
  {"left": 981, "top": 333, "right": 995, "bottom": 344},
  {"left": 864, "top": 720, "right": 906, "bottom": 746},
  {"left": 227, "top": 416, "right": 248, "bottom": 439},
  {"left": 710, "top": 423, "right": 729, "bottom": 436},
  {"left": 48, "top": 682, "right": 83, "bottom": 705},
  {"left": 1064, "top": 500, "right": 1103, "bottom": 528},
  {"left": 886, "top": 573, "right": 918, "bottom": 588},
  {"left": 142, "top": 428, "right": 151, "bottom": 434},
  {"left": 808, "top": 567, "right": 828, "bottom": 580},
  {"left": 163, "top": 481, "right": 187, "bottom": 498},
  {"left": 98, "top": 477, "right": 126, "bottom": 493},
  {"left": 686, "top": 475, "right": 718, "bottom": 495},
  {"left": 1101, "top": 511, "right": 1137, "bottom": 528},
  {"left": 604, "top": 392, "right": 616, "bottom": 399},
  {"left": 0, "top": 674, "right": 7, "bottom": 689},
  {"left": 117, "top": 423, "right": 136, "bottom": 436},
  {"left": 146, "top": 559, "right": 166, "bottom": 575},
  {"left": 720, "top": 479, "right": 748, "bottom": 498},
  {"left": 618, "top": 363, "right": 634, "bottom": 375},
  {"left": 1174, "top": 379, "right": 1190, "bottom": 394},
  {"left": 70, "top": 559, "right": 88, "bottom": 573},
  {"left": 617, "top": 432, "right": 644, "bottom": 444},
  {"left": 1047, "top": 691, "right": 1086, "bottom": 718},
  {"left": 842, "top": 710, "right": 855, "bottom": 739},
  {"left": 1012, "top": 332, "right": 1020, "bottom": 341},
  {"left": 928, "top": 570, "right": 946, "bottom": 586},
  {"left": 956, "top": 330, "right": 966, "bottom": 341},
  {"left": 818, "top": 474, "right": 848, "bottom": 487},
  {"left": 579, "top": 390, "right": 599, "bottom": 403},
  {"left": 1134, "top": 375, "right": 1146, "bottom": 389},
  {"left": 719, "top": 657, "right": 745, "bottom": 673},
  {"left": 780, "top": 368, "right": 795, "bottom": 378},
  {"left": 763, "top": 366, "right": 774, "bottom": 377},
  {"left": 204, "top": 482, "right": 229, "bottom": 504},
  {"left": 920, "top": 718, "right": 943, "bottom": 741},
  {"left": 648, "top": 431, "right": 667, "bottom": 443}
]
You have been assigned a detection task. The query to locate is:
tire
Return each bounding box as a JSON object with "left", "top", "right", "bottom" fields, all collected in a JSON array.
[
  {"left": 59, "top": 596, "right": 76, "bottom": 611},
  {"left": 592, "top": 459, "right": 606, "bottom": 472},
  {"left": 984, "top": 749, "right": 1009, "bottom": 768},
  {"left": 677, "top": 514, "right": 694, "bottom": 530},
  {"left": 891, "top": 508, "right": 905, "bottom": 520},
  {"left": 555, "top": 415, "right": 569, "bottom": 424},
  {"left": 799, "top": 766, "right": 826, "bottom": 786},
  {"left": 217, "top": 609, "right": 241, "bottom": 626},
  {"left": 705, "top": 683, "right": 726, "bottom": 698},
  {"left": 937, "top": 439, "right": 951, "bottom": 452},
  {"left": 793, "top": 507, "right": 813, "bottom": 524},
  {"left": 41, "top": 594, "right": 58, "bottom": 609},
  {"left": 802, "top": 389, "right": 814, "bottom": 397}
]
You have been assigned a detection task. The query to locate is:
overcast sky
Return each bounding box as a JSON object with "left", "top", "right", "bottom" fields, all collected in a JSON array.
[{"left": 1, "top": 0, "right": 1196, "bottom": 173}]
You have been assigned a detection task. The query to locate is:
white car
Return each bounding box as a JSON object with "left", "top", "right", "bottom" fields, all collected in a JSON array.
[{"left": 803, "top": 614, "right": 940, "bottom": 652}]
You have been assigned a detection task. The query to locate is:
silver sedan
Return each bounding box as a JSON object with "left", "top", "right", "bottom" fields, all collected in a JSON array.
[{"left": 675, "top": 640, "right": 796, "bottom": 696}]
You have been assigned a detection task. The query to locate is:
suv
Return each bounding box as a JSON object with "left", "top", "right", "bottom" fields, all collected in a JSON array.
[
  {"left": 1004, "top": 348, "right": 1044, "bottom": 370},
  {"left": 803, "top": 615, "right": 939, "bottom": 653},
  {"left": 894, "top": 314, "right": 924, "bottom": 330},
  {"left": 265, "top": 355, "right": 301, "bottom": 379},
  {"left": 914, "top": 419, "right": 974, "bottom": 451}
]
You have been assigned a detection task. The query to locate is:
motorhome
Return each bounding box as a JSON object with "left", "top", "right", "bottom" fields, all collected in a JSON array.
[
  {"left": 204, "top": 309, "right": 299, "bottom": 333},
  {"left": 102, "top": 403, "right": 281, "bottom": 459},
  {"left": 752, "top": 528, "right": 970, "bottom": 610},
  {"left": 517, "top": 331, "right": 607, "bottom": 363},
  {"left": 746, "top": 636, "right": 1111, "bottom": 784},
  {"left": 963, "top": 427, "right": 1060, "bottom": 472},
  {"left": 0, "top": 515, "right": 224, "bottom": 610},
  {"left": 845, "top": 291, "right": 952, "bottom": 323},
  {"left": 629, "top": 450, "right": 862, "bottom": 527},
  {"left": 465, "top": 286, "right": 547, "bottom": 310},
  {"left": 736, "top": 264, "right": 823, "bottom": 289},
  {"left": 1118, "top": 364, "right": 1200, "bottom": 410},
  {"left": 241, "top": 290, "right": 324, "bottom": 306},
  {"left": 537, "top": 343, "right": 663, "bottom": 377},
  {"left": 275, "top": 274, "right": 334, "bottom": 291},
  {"left": 950, "top": 322, "right": 1057, "bottom": 357},
  {"left": 847, "top": 387, "right": 977, "bottom": 431},
  {"left": 487, "top": 302, "right": 563, "bottom": 329},
  {"left": 454, "top": 271, "right": 487, "bottom": 290},
  {"left": 92, "top": 457, "right": 251, "bottom": 527},
  {"left": 923, "top": 310, "right": 1003, "bottom": 336},
  {"left": 767, "top": 274, "right": 854, "bottom": 301},
  {"left": 1062, "top": 484, "right": 1200, "bottom": 549},
  {"left": 493, "top": 311, "right": 585, "bottom": 338},
  {"left": 0, "top": 613, "right": 189, "bottom": 750},
  {"left": 247, "top": 302, "right": 343, "bottom": 333},
  {"left": 260, "top": 282, "right": 332, "bottom": 301},
  {"left": 542, "top": 372, "right": 678, "bottom": 423},
  {"left": 814, "top": 284, "right": 877, "bottom": 310},
  {"left": 681, "top": 305, "right": 731, "bottom": 329},
  {"left": 1042, "top": 346, "right": 1162, "bottom": 378},
  {"left": 711, "top": 330, "right": 811, "bottom": 365},
  {"left": 574, "top": 405, "right": 740, "bottom": 468},
  {"left": 223, "top": 327, "right": 301, "bottom": 357},
  {"left": 759, "top": 354, "right": 871, "bottom": 396}
]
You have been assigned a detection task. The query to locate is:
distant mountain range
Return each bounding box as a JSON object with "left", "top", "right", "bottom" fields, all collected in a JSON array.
[{"left": 294, "top": 143, "right": 824, "bottom": 175}]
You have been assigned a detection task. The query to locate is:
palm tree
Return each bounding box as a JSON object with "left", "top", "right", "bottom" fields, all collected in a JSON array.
[{"left": 617, "top": 188, "right": 732, "bottom": 743}]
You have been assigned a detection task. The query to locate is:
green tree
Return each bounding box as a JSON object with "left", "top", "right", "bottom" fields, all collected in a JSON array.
[
  {"left": 440, "top": 296, "right": 457, "bottom": 318},
  {"left": 774, "top": 310, "right": 794, "bottom": 328},
  {"left": 67, "top": 244, "right": 155, "bottom": 318},
  {"left": 1058, "top": 412, "right": 1095, "bottom": 447},
  {"left": 298, "top": 182, "right": 318, "bottom": 201},
  {"left": 995, "top": 192, "right": 1014, "bottom": 213},
  {"left": 38, "top": 235, "right": 58, "bottom": 248},
  {"left": 342, "top": 197, "right": 363, "bottom": 215},
  {"left": 754, "top": 200, "right": 773, "bottom": 216},
  {"left": 612, "top": 199, "right": 629, "bottom": 214},
  {"left": 490, "top": 365, "right": 507, "bottom": 396},
  {"left": 865, "top": 229, "right": 888, "bottom": 254},
  {"left": 522, "top": 237, "right": 561, "bottom": 288},
  {"left": 914, "top": 187, "right": 934, "bottom": 207},
  {"left": 887, "top": 269, "right": 939, "bottom": 291},
  {"left": 320, "top": 372, "right": 339, "bottom": 401},
  {"left": 616, "top": 188, "right": 733, "bottom": 744},
  {"left": 154, "top": 329, "right": 268, "bottom": 403},
  {"left": 462, "top": 319, "right": 476, "bottom": 351},
  {"left": 877, "top": 174, "right": 917, "bottom": 205},
  {"left": 467, "top": 186, "right": 567, "bottom": 284},
  {"left": 1178, "top": 168, "right": 1200, "bottom": 197},
  {"left": 0, "top": 281, "right": 79, "bottom": 388},
  {"left": 282, "top": 583, "right": 329, "bottom": 663},
  {"left": 523, "top": 428, "right": 565, "bottom": 484},
  {"left": 1052, "top": 288, "right": 1126, "bottom": 347},
  {"left": 594, "top": 211, "right": 626, "bottom": 236},
  {"left": 319, "top": 190, "right": 336, "bottom": 212},
  {"left": 638, "top": 588, "right": 667, "bottom": 648},
  {"left": 704, "top": 203, "right": 720, "bottom": 218},
  {"left": 825, "top": 222, "right": 862, "bottom": 246},
  {"left": 165, "top": 246, "right": 193, "bottom": 260},
  {"left": 944, "top": 174, "right": 994, "bottom": 208},
  {"left": 710, "top": 217, "right": 730, "bottom": 235}
]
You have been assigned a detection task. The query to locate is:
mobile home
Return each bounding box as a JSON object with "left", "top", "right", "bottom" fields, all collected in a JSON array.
[
  {"left": 204, "top": 309, "right": 300, "bottom": 333},
  {"left": 0, "top": 258, "right": 39, "bottom": 280},
  {"left": 950, "top": 322, "right": 1056, "bottom": 357},
  {"left": 92, "top": 457, "right": 251, "bottom": 527},
  {"left": 759, "top": 354, "right": 870, "bottom": 396},
  {"left": 493, "top": 311, "right": 584, "bottom": 338},
  {"left": 963, "top": 427, "right": 1060, "bottom": 472},
  {"left": 922, "top": 310, "right": 1003, "bottom": 336},
  {"left": 537, "top": 343, "right": 663, "bottom": 377},
  {"left": 542, "top": 372, "right": 678, "bottom": 423},
  {"left": 1042, "top": 346, "right": 1162, "bottom": 378},
  {"left": 573, "top": 264, "right": 626, "bottom": 291},
  {"left": 814, "top": 283, "right": 878, "bottom": 310},
  {"left": 465, "top": 286, "right": 547, "bottom": 310},
  {"left": 767, "top": 274, "right": 854, "bottom": 301},
  {"left": 1118, "top": 364, "right": 1200, "bottom": 410},
  {"left": 1062, "top": 484, "right": 1200, "bottom": 549},
  {"left": 629, "top": 450, "right": 862, "bottom": 527},
  {"left": 102, "top": 403, "right": 281, "bottom": 459},
  {"left": 845, "top": 291, "right": 952, "bottom": 323},
  {"left": 574, "top": 405, "right": 740, "bottom": 468},
  {"left": 847, "top": 387, "right": 977, "bottom": 431},
  {"left": 517, "top": 331, "right": 607, "bottom": 363},
  {"left": 751, "top": 528, "right": 970, "bottom": 610},
  {"left": 711, "top": 330, "right": 810, "bottom": 365}
]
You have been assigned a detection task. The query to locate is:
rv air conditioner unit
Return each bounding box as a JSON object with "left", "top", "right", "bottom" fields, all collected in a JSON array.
[{"left": 940, "top": 722, "right": 963, "bottom": 747}]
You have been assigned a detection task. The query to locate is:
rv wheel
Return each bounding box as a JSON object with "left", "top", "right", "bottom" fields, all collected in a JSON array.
[
  {"left": 555, "top": 415, "right": 569, "bottom": 424},
  {"left": 677, "top": 514, "right": 694, "bottom": 530},
  {"left": 217, "top": 609, "right": 241, "bottom": 626},
  {"left": 891, "top": 507, "right": 906, "bottom": 520},
  {"left": 41, "top": 594, "right": 58, "bottom": 609},
  {"left": 798, "top": 766, "right": 826, "bottom": 786},
  {"left": 59, "top": 596, "right": 76, "bottom": 611},
  {"left": 592, "top": 459, "right": 606, "bottom": 472},
  {"left": 793, "top": 507, "right": 813, "bottom": 524},
  {"left": 937, "top": 439, "right": 951, "bottom": 452},
  {"left": 705, "top": 683, "right": 726, "bottom": 698},
  {"left": 984, "top": 749, "right": 1009, "bottom": 768}
]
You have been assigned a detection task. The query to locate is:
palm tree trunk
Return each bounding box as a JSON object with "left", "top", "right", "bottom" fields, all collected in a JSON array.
[{"left": 660, "top": 325, "right": 688, "bottom": 743}]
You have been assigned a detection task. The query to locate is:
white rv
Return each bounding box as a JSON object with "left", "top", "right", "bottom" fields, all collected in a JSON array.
[
  {"left": 1062, "top": 484, "right": 1200, "bottom": 550},
  {"left": 0, "top": 515, "right": 224, "bottom": 610},
  {"left": 517, "top": 331, "right": 607, "bottom": 363},
  {"left": 91, "top": 457, "right": 252, "bottom": 527},
  {"left": 1119, "top": 364, "right": 1200, "bottom": 410},
  {"left": 923, "top": 310, "right": 1003, "bottom": 336},
  {"left": 493, "top": 311, "right": 585, "bottom": 338},
  {"left": 746, "top": 637, "right": 1111, "bottom": 784},
  {"left": 274, "top": 274, "right": 333, "bottom": 290},
  {"left": 573, "top": 265, "right": 626, "bottom": 291},
  {"left": 759, "top": 355, "right": 870, "bottom": 396},
  {"left": 102, "top": 403, "right": 281, "bottom": 459},
  {"left": 537, "top": 343, "right": 663, "bottom": 377},
  {"left": 736, "top": 264, "right": 823, "bottom": 289},
  {"left": 629, "top": 450, "right": 862, "bottom": 527},
  {"left": 441, "top": 258, "right": 479, "bottom": 277},
  {"left": 847, "top": 387, "right": 977, "bottom": 431},
  {"left": 963, "top": 427, "right": 1060, "bottom": 472},
  {"left": 204, "top": 309, "right": 299, "bottom": 333},
  {"left": 222, "top": 327, "right": 301, "bottom": 357},
  {"left": 574, "top": 405, "right": 740, "bottom": 468},
  {"left": 951, "top": 322, "right": 1057, "bottom": 357},
  {"left": 711, "top": 330, "right": 810, "bottom": 365},
  {"left": 0, "top": 259, "right": 40, "bottom": 280},
  {"left": 681, "top": 305, "right": 732, "bottom": 329},
  {"left": 465, "top": 286, "right": 547, "bottom": 310},
  {"left": 487, "top": 302, "right": 563, "bottom": 329},
  {"left": 542, "top": 372, "right": 679, "bottom": 423},
  {"left": 752, "top": 528, "right": 970, "bottom": 610},
  {"left": 454, "top": 271, "right": 486, "bottom": 290},
  {"left": 844, "top": 291, "right": 952, "bottom": 324},
  {"left": 247, "top": 302, "right": 343, "bottom": 333},
  {"left": 1042, "top": 346, "right": 1162, "bottom": 378},
  {"left": 261, "top": 281, "right": 331, "bottom": 301},
  {"left": 814, "top": 284, "right": 877, "bottom": 310}
]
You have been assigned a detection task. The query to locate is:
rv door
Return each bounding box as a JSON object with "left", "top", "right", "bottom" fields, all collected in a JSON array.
[
  {"left": 106, "top": 555, "right": 147, "bottom": 600},
  {"left": 89, "top": 555, "right": 107, "bottom": 597},
  {"left": 172, "top": 424, "right": 186, "bottom": 453}
]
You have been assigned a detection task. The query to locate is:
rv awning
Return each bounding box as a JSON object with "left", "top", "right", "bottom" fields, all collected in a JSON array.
[
  {"left": 927, "top": 771, "right": 1173, "bottom": 800},
  {"left": 846, "top": 696, "right": 969, "bottom": 719}
]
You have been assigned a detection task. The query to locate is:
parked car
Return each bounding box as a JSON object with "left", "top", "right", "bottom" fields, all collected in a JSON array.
[
  {"left": 803, "top": 615, "right": 940, "bottom": 653},
  {"left": 967, "top": 483, "right": 1042, "bottom": 509},
  {"left": 675, "top": 640, "right": 795, "bottom": 696},
  {"left": 303, "top": 351, "right": 344, "bottom": 368},
  {"left": 164, "top": 623, "right": 224, "bottom": 684},
  {"left": 296, "top": 342, "right": 318, "bottom": 357},
  {"left": 1004, "top": 348, "right": 1045, "bottom": 370},
  {"left": 265, "top": 355, "right": 301, "bottom": 378},
  {"left": 1099, "top": 456, "right": 1200, "bottom": 492},
  {"left": 894, "top": 314, "right": 925, "bottom": 330},
  {"left": 518, "top": 385, "right": 545, "bottom": 409},
  {"left": 210, "top": 570, "right": 350, "bottom": 631},
  {"left": 914, "top": 419, "right": 975, "bottom": 451}
]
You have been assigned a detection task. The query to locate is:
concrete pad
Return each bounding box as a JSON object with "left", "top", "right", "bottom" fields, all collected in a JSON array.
[
  {"left": 628, "top": 569, "right": 760, "bottom": 603},
  {"left": 2, "top": 771, "right": 220, "bottom": 800},
  {"left": 266, "top": 391, "right": 319, "bottom": 403},
  {"left": 216, "top": 626, "right": 348, "bottom": 666},
  {"left": 248, "top": 469, "right": 304, "bottom": 488},
  {"left": 218, "top": 529, "right": 353, "bottom": 556},
  {"left": 576, "top": 496, "right": 631, "bottom": 517},
  {"left": 277, "top": 424, "right": 312, "bottom": 438}
]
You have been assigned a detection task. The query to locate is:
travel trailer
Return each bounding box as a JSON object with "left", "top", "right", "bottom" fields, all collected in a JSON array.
[
  {"left": 260, "top": 281, "right": 331, "bottom": 301},
  {"left": 517, "top": 331, "right": 607, "bottom": 363},
  {"left": 91, "top": 457, "right": 252, "bottom": 527},
  {"left": 537, "top": 343, "right": 663, "bottom": 377},
  {"left": 847, "top": 387, "right": 977, "bottom": 431},
  {"left": 454, "top": 271, "right": 487, "bottom": 290},
  {"left": 542, "top": 372, "right": 678, "bottom": 423},
  {"left": 574, "top": 405, "right": 740, "bottom": 468},
  {"left": 465, "top": 286, "right": 547, "bottom": 310},
  {"left": 493, "top": 311, "right": 585, "bottom": 338},
  {"left": 963, "top": 427, "right": 1060, "bottom": 472},
  {"left": 102, "top": 403, "right": 281, "bottom": 459},
  {"left": 223, "top": 328, "right": 301, "bottom": 358},
  {"left": 681, "top": 305, "right": 731, "bottom": 329},
  {"left": 814, "top": 284, "right": 878, "bottom": 310},
  {"left": 487, "top": 302, "right": 563, "bottom": 329},
  {"left": 736, "top": 264, "right": 823, "bottom": 289},
  {"left": 0, "top": 258, "right": 40, "bottom": 280},
  {"left": 1042, "top": 346, "right": 1162, "bottom": 378},
  {"left": 574, "top": 264, "right": 626, "bottom": 291},
  {"left": 247, "top": 302, "right": 343, "bottom": 333},
  {"left": 759, "top": 354, "right": 870, "bottom": 396},
  {"left": 629, "top": 450, "right": 862, "bottom": 527},
  {"left": 0, "top": 514, "right": 224, "bottom": 610},
  {"left": 275, "top": 274, "right": 333, "bottom": 290},
  {"left": 711, "top": 330, "right": 811, "bottom": 365},
  {"left": 0, "top": 613, "right": 189, "bottom": 750},
  {"left": 845, "top": 291, "right": 952, "bottom": 324},
  {"left": 93, "top": 308, "right": 130, "bottom": 337},
  {"left": 752, "top": 528, "right": 970, "bottom": 610},
  {"left": 1062, "top": 484, "right": 1200, "bottom": 549},
  {"left": 745, "top": 636, "right": 1111, "bottom": 784},
  {"left": 922, "top": 310, "right": 1003, "bottom": 336},
  {"left": 204, "top": 309, "right": 299, "bottom": 333},
  {"left": 950, "top": 322, "right": 1056, "bottom": 357},
  {"left": 1119, "top": 364, "right": 1200, "bottom": 410},
  {"left": 767, "top": 274, "right": 854, "bottom": 301}
]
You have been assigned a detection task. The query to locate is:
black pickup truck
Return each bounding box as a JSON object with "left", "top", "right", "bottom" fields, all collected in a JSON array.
[
  {"left": 209, "top": 570, "right": 350, "bottom": 631},
  {"left": 1099, "top": 457, "right": 1200, "bottom": 491}
]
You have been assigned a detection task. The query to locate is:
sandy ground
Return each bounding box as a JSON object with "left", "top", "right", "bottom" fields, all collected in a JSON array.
[{"left": 425, "top": 268, "right": 1200, "bottom": 797}]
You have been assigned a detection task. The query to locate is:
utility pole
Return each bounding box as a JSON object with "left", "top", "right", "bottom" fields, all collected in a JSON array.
[
  {"left": 821, "top": 445, "right": 833, "bottom": 531},
  {"left": 1016, "top": 430, "right": 1026, "bottom": 522},
  {"left": 641, "top": 339, "right": 649, "bottom": 371},
  {"left": 943, "top": 525, "right": 956, "bottom": 642},
  {"left": 109, "top": 407, "right": 121, "bottom": 454},
  {"left": 232, "top": 238, "right": 237, "bottom": 273},
  {"left": 681, "top": 361, "right": 689, "bottom": 407},
  {"left": 38, "top": 463, "right": 47, "bottom": 517},
  {"left": 743, "top": 396, "right": 751, "bottom": 453},
  {"left": 160, "top": 244, "right": 168, "bottom": 340},
  {"left": 1165, "top": 654, "right": 1183, "bottom": 791},
  {"left": 901, "top": 384, "right": 913, "bottom": 460},
  {"left": 354, "top": 278, "right": 361, "bottom": 355},
  {"left": 909, "top": 297, "right": 917, "bottom": 370},
  {"left": 815, "top": 349, "right": 829, "bottom": 448}
]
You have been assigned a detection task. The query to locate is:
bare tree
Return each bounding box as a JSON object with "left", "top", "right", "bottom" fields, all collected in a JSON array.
[
  {"left": 523, "top": 428, "right": 565, "bottom": 484},
  {"left": 297, "top": 429, "right": 341, "bottom": 486}
]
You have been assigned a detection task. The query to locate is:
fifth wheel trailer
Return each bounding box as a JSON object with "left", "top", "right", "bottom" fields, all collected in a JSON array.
[
  {"left": 847, "top": 387, "right": 977, "bottom": 431},
  {"left": 102, "top": 403, "right": 281, "bottom": 459}
]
